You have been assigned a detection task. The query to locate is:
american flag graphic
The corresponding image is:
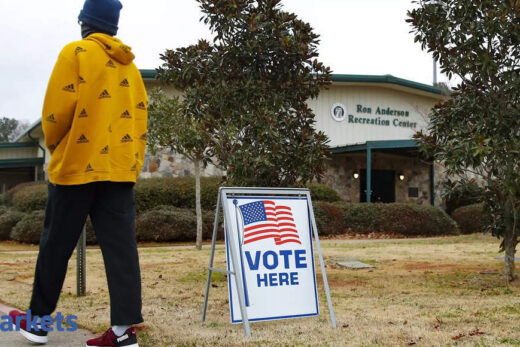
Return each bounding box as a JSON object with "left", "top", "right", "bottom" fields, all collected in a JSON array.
[{"left": 238, "top": 200, "right": 301, "bottom": 245}]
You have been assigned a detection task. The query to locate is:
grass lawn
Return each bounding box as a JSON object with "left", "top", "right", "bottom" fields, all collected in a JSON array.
[{"left": 1, "top": 234, "right": 520, "bottom": 346}]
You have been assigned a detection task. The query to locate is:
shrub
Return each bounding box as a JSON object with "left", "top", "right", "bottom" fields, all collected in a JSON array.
[
  {"left": 10, "top": 210, "right": 45, "bottom": 244},
  {"left": 135, "top": 205, "right": 221, "bottom": 242},
  {"left": 201, "top": 209, "right": 224, "bottom": 240},
  {"left": 306, "top": 183, "right": 341, "bottom": 202},
  {"left": 451, "top": 203, "right": 486, "bottom": 234},
  {"left": 0, "top": 206, "right": 10, "bottom": 216},
  {"left": 445, "top": 180, "right": 484, "bottom": 214},
  {"left": 313, "top": 201, "right": 347, "bottom": 235},
  {"left": 5, "top": 181, "right": 46, "bottom": 206},
  {"left": 343, "top": 203, "right": 458, "bottom": 236},
  {"left": 313, "top": 202, "right": 459, "bottom": 237},
  {"left": 7, "top": 210, "right": 98, "bottom": 245},
  {"left": 11, "top": 184, "right": 48, "bottom": 212},
  {"left": 134, "top": 177, "right": 222, "bottom": 212},
  {"left": 0, "top": 209, "right": 27, "bottom": 241}
]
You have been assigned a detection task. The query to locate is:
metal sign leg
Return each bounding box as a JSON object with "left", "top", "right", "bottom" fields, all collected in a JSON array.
[
  {"left": 306, "top": 194, "right": 337, "bottom": 328},
  {"left": 202, "top": 194, "right": 222, "bottom": 322},
  {"left": 201, "top": 190, "right": 251, "bottom": 336},
  {"left": 222, "top": 191, "right": 251, "bottom": 336}
]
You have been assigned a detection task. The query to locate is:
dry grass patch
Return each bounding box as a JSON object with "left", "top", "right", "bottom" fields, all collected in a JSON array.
[{"left": 1, "top": 234, "right": 520, "bottom": 346}]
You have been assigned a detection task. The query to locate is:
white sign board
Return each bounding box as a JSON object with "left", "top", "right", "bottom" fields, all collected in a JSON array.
[{"left": 224, "top": 196, "right": 319, "bottom": 323}]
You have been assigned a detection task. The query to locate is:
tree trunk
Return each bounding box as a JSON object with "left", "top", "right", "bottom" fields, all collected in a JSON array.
[
  {"left": 503, "top": 199, "right": 517, "bottom": 283},
  {"left": 194, "top": 159, "right": 203, "bottom": 250}
]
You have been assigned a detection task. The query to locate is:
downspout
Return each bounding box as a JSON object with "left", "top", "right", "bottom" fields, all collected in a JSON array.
[{"left": 27, "top": 127, "right": 45, "bottom": 182}]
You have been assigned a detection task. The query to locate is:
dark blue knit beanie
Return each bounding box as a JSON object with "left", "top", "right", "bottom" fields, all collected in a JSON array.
[{"left": 78, "top": 0, "right": 123, "bottom": 36}]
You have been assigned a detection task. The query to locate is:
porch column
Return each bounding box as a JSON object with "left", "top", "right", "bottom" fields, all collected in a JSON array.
[{"left": 366, "top": 148, "right": 372, "bottom": 203}]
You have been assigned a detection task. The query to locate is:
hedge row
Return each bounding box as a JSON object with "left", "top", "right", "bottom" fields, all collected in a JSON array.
[
  {"left": 1, "top": 206, "right": 222, "bottom": 245},
  {"left": 313, "top": 202, "right": 459, "bottom": 236},
  {"left": 451, "top": 203, "right": 486, "bottom": 234},
  {"left": 3, "top": 202, "right": 459, "bottom": 244},
  {"left": 7, "top": 178, "right": 341, "bottom": 213}
]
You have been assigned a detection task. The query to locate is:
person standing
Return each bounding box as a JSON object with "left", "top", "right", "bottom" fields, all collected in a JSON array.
[{"left": 9, "top": 1, "right": 147, "bottom": 346}]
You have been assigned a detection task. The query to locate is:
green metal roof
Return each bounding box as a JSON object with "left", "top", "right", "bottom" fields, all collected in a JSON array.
[
  {"left": 331, "top": 74, "right": 441, "bottom": 95},
  {"left": 0, "top": 142, "right": 39, "bottom": 148},
  {"left": 140, "top": 69, "right": 156, "bottom": 79},
  {"left": 0, "top": 158, "right": 44, "bottom": 169},
  {"left": 330, "top": 140, "right": 418, "bottom": 154},
  {"left": 138, "top": 70, "right": 441, "bottom": 95}
]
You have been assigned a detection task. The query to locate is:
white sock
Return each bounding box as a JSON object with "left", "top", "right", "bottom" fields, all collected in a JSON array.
[{"left": 112, "top": 325, "right": 130, "bottom": 337}]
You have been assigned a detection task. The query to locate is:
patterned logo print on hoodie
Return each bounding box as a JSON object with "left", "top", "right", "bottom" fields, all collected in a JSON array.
[
  {"left": 77, "top": 134, "right": 89, "bottom": 144},
  {"left": 121, "top": 134, "right": 133, "bottom": 143},
  {"left": 98, "top": 90, "right": 111, "bottom": 99},
  {"left": 78, "top": 109, "right": 88, "bottom": 118},
  {"left": 46, "top": 114, "right": 56, "bottom": 123},
  {"left": 106, "top": 59, "right": 116, "bottom": 68},
  {"left": 62, "top": 84, "right": 75, "bottom": 93},
  {"left": 75, "top": 47, "right": 86, "bottom": 55}
]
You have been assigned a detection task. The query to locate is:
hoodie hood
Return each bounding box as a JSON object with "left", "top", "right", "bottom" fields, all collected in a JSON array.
[{"left": 85, "top": 33, "right": 135, "bottom": 65}]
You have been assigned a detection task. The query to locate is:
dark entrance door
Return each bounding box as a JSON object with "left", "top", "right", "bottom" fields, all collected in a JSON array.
[{"left": 360, "top": 169, "right": 396, "bottom": 203}]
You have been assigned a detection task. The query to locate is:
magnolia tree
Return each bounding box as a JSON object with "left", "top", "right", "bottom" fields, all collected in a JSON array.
[
  {"left": 156, "top": 0, "right": 332, "bottom": 187},
  {"left": 408, "top": 0, "right": 520, "bottom": 281},
  {"left": 147, "top": 89, "right": 213, "bottom": 250}
]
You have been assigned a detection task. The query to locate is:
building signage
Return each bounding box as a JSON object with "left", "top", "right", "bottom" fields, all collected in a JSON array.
[
  {"left": 330, "top": 103, "right": 418, "bottom": 129},
  {"left": 225, "top": 196, "right": 319, "bottom": 323}
]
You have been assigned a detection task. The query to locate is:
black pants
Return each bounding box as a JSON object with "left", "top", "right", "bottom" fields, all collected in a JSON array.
[{"left": 29, "top": 181, "right": 143, "bottom": 326}]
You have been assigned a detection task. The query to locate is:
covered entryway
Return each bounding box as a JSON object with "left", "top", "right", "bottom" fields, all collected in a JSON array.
[{"left": 326, "top": 140, "right": 435, "bottom": 206}]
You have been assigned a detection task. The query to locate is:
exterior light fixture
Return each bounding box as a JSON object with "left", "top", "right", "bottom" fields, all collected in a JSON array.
[
  {"left": 398, "top": 172, "right": 405, "bottom": 181},
  {"left": 353, "top": 172, "right": 359, "bottom": 179}
]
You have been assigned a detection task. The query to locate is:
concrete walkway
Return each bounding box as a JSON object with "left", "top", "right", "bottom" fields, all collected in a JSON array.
[{"left": 0, "top": 303, "right": 96, "bottom": 347}]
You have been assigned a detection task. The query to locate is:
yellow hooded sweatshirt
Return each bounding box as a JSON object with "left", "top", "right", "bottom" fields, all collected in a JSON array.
[{"left": 42, "top": 33, "right": 148, "bottom": 185}]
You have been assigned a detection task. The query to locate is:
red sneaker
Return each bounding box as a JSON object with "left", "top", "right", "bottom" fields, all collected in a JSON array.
[
  {"left": 8, "top": 310, "right": 48, "bottom": 344},
  {"left": 86, "top": 327, "right": 139, "bottom": 347}
]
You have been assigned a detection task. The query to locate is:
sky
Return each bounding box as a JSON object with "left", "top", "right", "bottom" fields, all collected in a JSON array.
[{"left": 0, "top": 0, "right": 450, "bottom": 124}]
